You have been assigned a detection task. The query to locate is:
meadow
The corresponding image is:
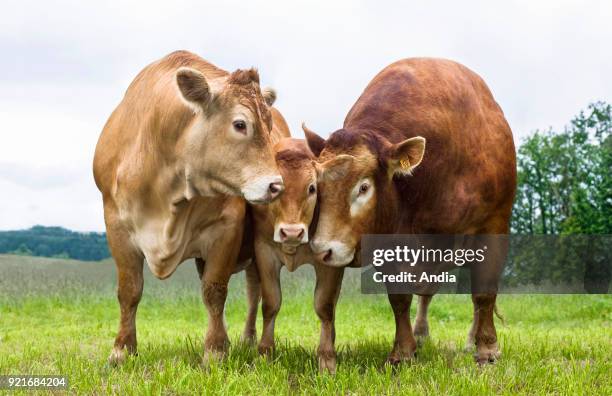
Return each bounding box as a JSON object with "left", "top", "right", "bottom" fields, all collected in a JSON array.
[{"left": 0, "top": 254, "right": 610, "bottom": 395}]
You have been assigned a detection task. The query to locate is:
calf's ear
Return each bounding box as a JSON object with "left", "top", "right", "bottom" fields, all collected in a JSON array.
[
  {"left": 315, "top": 154, "right": 354, "bottom": 181},
  {"left": 302, "top": 123, "right": 326, "bottom": 157},
  {"left": 176, "top": 67, "right": 211, "bottom": 104},
  {"left": 387, "top": 136, "right": 426, "bottom": 176}
]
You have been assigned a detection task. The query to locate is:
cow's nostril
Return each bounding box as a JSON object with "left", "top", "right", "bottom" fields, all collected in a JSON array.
[
  {"left": 297, "top": 229, "right": 304, "bottom": 239},
  {"left": 269, "top": 182, "right": 283, "bottom": 197},
  {"left": 323, "top": 249, "right": 332, "bottom": 262}
]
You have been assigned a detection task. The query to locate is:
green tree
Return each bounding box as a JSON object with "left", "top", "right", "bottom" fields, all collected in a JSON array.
[
  {"left": 509, "top": 102, "right": 611, "bottom": 291},
  {"left": 511, "top": 101, "right": 611, "bottom": 235}
]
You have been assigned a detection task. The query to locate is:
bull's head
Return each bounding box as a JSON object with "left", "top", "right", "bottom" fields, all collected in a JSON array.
[
  {"left": 176, "top": 67, "right": 283, "bottom": 204},
  {"left": 304, "top": 125, "right": 425, "bottom": 267}
]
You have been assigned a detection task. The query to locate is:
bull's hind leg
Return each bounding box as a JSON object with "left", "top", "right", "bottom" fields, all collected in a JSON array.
[
  {"left": 465, "top": 304, "right": 479, "bottom": 350},
  {"left": 471, "top": 294, "right": 500, "bottom": 364},
  {"left": 313, "top": 265, "right": 345, "bottom": 374},
  {"left": 241, "top": 263, "right": 261, "bottom": 345},
  {"left": 386, "top": 294, "right": 417, "bottom": 364},
  {"left": 106, "top": 223, "right": 144, "bottom": 366},
  {"left": 470, "top": 234, "right": 506, "bottom": 364},
  {"left": 413, "top": 295, "right": 433, "bottom": 340}
]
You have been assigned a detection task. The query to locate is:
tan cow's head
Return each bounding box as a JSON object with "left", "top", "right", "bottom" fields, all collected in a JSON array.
[
  {"left": 304, "top": 125, "right": 425, "bottom": 267},
  {"left": 265, "top": 138, "right": 318, "bottom": 248},
  {"left": 176, "top": 67, "right": 283, "bottom": 204}
]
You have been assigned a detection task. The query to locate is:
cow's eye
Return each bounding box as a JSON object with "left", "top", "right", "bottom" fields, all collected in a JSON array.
[
  {"left": 232, "top": 120, "right": 247, "bottom": 134},
  {"left": 308, "top": 184, "right": 316, "bottom": 195},
  {"left": 358, "top": 183, "right": 369, "bottom": 195}
]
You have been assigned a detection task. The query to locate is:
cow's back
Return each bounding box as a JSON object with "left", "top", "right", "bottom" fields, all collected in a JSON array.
[
  {"left": 345, "top": 58, "right": 516, "bottom": 233},
  {"left": 93, "top": 51, "right": 227, "bottom": 199}
]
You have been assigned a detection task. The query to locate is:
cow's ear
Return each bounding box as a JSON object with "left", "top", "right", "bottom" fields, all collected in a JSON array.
[
  {"left": 387, "top": 137, "right": 426, "bottom": 176},
  {"left": 315, "top": 154, "right": 354, "bottom": 181},
  {"left": 303, "top": 123, "right": 326, "bottom": 157},
  {"left": 262, "top": 87, "right": 276, "bottom": 107},
  {"left": 176, "top": 67, "right": 211, "bottom": 104}
]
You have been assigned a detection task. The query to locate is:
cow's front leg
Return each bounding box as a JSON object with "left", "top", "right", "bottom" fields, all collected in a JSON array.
[
  {"left": 256, "top": 242, "right": 282, "bottom": 356},
  {"left": 313, "top": 264, "right": 345, "bottom": 374},
  {"left": 200, "top": 230, "right": 242, "bottom": 363},
  {"left": 241, "top": 263, "right": 261, "bottom": 345},
  {"left": 106, "top": 224, "right": 144, "bottom": 365},
  {"left": 386, "top": 293, "right": 417, "bottom": 364},
  {"left": 413, "top": 295, "right": 433, "bottom": 340}
]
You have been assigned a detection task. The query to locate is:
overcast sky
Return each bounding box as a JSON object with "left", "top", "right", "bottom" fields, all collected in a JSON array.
[{"left": 1, "top": 0, "right": 610, "bottom": 231}]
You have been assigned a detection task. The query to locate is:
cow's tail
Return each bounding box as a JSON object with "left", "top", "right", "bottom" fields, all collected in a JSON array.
[{"left": 493, "top": 303, "right": 505, "bottom": 325}]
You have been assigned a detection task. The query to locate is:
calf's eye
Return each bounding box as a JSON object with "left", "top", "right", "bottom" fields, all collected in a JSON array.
[
  {"left": 308, "top": 184, "right": 316, "bottom": 195},
  {"left": 232, "top": 120, "right": 247, "bottom": 134},
  {"left": 359, "top": 183, "right": 369, "bottom": 195}
]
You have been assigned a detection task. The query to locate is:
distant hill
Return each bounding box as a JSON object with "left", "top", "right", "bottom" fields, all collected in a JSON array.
[{"left": 0, "top": 226, "right": 109, "bottom": 261}]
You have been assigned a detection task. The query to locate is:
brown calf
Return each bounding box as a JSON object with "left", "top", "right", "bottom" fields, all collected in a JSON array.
[{"left": 242, "top": 136, "right": 345, "bottom": 373}]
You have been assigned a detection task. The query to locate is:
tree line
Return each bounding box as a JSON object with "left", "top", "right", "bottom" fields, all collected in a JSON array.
[
  {"left": 507, "top": 101, "right": 610, "bottom": 291},
  {"left": 511, "top": 101, "right": 611, "bottom": 235},
  {"left": 0, "top": 225, "right": 109, "bottom": 261}
]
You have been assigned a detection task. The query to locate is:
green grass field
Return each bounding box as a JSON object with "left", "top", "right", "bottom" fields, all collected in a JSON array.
[{"left": 1, "top": 254, "right": 610, "bottom": 395}]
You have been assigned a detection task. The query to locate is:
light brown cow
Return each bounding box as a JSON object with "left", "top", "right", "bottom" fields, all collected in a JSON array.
[
  {"left": 304, "top": 58, "right": 516, "bottom": 365},
  {"left": 93, "top": 50, "right": 284, "bottom": 364},
  {"left": 242, "top": 135, "right": 345, "bottom": 373}
]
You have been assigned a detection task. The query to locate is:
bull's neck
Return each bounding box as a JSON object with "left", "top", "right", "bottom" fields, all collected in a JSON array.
[{"left": 374, "top": 183, "right": 402, "bottom": 234}]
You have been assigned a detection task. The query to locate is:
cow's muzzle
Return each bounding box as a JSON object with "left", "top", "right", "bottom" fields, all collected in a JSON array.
[
  {"left": 310, "top": 239, "right": 355, "bottom": 267},
  {"left": 274, "top": 223, "right": 308, "bottom": 245},
  {"left": 242, "top": 175, "right": 284, "bottom": 204}
]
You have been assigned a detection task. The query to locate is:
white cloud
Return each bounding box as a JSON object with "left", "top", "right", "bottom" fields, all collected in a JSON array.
[{"left": 0, "top": 0, "right": 610, "bottom": 230}]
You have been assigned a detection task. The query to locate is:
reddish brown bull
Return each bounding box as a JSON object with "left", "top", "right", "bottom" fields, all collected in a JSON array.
[{"left": 304, "top": 58, "right": 516, "bottom": 365}]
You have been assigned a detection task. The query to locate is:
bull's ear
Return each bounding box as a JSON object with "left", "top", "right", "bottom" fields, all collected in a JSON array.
[
  {"left": 387, "top": 136, "right": 426, "bottom": 176},
  {"left": 303, "top": 123, "right": 326, "bottom": 157},
  {"left": 262, "top": 87, "right": 276, "bottom": 106},
  {"left": 176, "top": 67, "right": 211, "bottom": 104},
  {"left": 315, "top": 154, "right": 354, "bottom": 181}
]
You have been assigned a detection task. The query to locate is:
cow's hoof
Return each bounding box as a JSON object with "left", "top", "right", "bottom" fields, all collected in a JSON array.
[
  {"left": 318, "top": 352, "right": 337, "bottom": 374},
  {"left": 474, "top": 342, "right": 500, "bottom": 365},
  {"left": 240, "top": 331, "right": 257, "bottom": 346},
  {"left": 385, "top": 340, "right": 416, "bottom": 366},
  {"left": 385, "top": 351, "right": 415, "bottom": 366},
  {"left": 464, "top": 336, "right": 476, "bottom": 352},
  {"left": 201, "top": 349, "right": 225, "bottom": 366},
  {"left": 385, "top": 355, "right": 411, "bottom": 366},
  {"left": 108, "top": 346, "right": 130, "bottom": 366},
  {"left": 413, "top": 322, "right": 429, "bottom": 341},
  {"left": 257, "top": 343, "right": 275, "bottom": 357}
]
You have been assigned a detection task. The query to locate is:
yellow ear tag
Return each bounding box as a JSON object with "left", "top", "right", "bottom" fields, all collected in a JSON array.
[{"left": 399, "top": 159, "right": 411, "bottom": 170}]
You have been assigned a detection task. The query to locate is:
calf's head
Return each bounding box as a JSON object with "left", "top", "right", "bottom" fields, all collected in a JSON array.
[
  {"left": 304, "top": 126, "right": 425, "bottom": 267},
  {"left": 176, "top": 67, "right": 283, "bottom": 204},
  {"left": 266, "top": 138, "right": 318, "bottom": 247}
]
